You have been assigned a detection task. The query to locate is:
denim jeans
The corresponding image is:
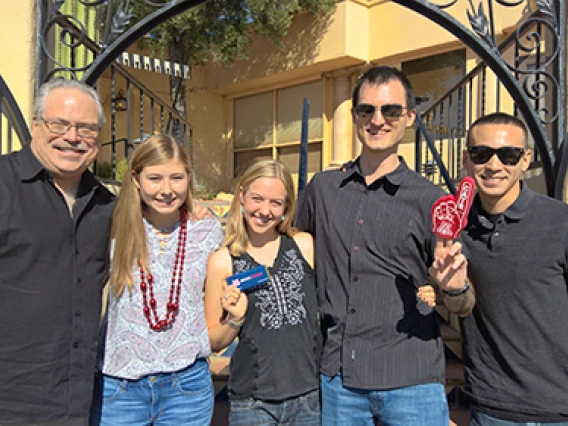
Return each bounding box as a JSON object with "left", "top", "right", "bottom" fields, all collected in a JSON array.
[
  {"left": 0, "top": 419, "right": 88, "bottom": 426},
  {"left": 229, "top": 388, "right": 320, "bottom": 425},
  {"left": 90, "top": 358, "right": 213, "bottom": 426},
  {"left": 321, "top": 373, "right": 448, "bottom": 426},
  {"left": 470, "top": 406, "right": 568, "bottom": 426}
]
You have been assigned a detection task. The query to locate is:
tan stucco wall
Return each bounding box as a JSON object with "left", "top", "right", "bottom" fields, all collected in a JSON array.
[
  {"left": 0, "top": 0, "right": 36, "bottom": 150},
  {"left": 205, "top": 1, "right": 370, "bottom": 96},
  {"left": 203, "top": 0, "right": 527, "bottom": 96},
  {"left": 186, "top": 68, "right": 232, "bottom": 193}
]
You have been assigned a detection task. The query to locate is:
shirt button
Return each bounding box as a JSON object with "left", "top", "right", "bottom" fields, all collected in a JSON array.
[
  {"left": 75, "top": 310, "right": 81, "bottom": 317},
  {"left": 73, "top": 342, "right": 79, "bottom": 349},
  {"left": 494, "top": 232, "right": 500, "bottom": 237},
  {"left": 353, "top": 246, "right": 360, "bottom": 251},
  {"left": 349, "top": 308, "right": 356, "bottom": 314},
  {"left": 357, "top": 219, "right": 364, "bottom": 225},
  {"left": 352, "top": 277, "right": 359, "bottom": 282},
  {"left": 76, "top": 277, "right": 82, "bottom": 284}
]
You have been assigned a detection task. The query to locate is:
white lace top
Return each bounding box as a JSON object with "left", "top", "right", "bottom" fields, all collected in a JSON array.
[{"left": 102, "top": 216, "right": 223, "bottom": 379}]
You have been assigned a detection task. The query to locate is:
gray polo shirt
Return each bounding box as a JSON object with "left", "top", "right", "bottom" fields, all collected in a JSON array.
[
  {"left": 295, "top": 158, "right": 446, "bottom": 390},
  {"left": 461, "top": 183, "right": 568, "bottom": 422}
]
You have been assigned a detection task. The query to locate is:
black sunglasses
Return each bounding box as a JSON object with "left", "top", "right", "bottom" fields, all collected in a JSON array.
[
  {"left": 467, "top": 146, "right": 525, "bottom": 166},
  {"left": 355, "top": 103, "right": 408, "bottom": 120}
]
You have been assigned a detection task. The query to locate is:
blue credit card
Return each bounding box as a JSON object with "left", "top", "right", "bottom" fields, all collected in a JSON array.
[{"left": 226, "top": 265, "right": 270, "bottom": 292}]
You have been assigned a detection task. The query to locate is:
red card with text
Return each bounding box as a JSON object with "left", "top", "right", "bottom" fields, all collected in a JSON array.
[{"left": 431, "top": 177, "right": 475, "bottom": 239}]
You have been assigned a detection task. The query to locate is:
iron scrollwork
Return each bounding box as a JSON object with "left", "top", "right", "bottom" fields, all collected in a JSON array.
[
  {"left": 466, "top": 0, "right": 561, "bottom": 129},
  {"left": 39, "top": 0, "right": 184, "bottom": 82}
]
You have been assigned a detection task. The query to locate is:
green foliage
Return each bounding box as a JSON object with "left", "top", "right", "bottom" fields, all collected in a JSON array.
[
  {"left": 95, "top": 159, "right": 129, "bottom": 182},
  {"left": 95, "top": 161, "right": 113, "bottom": 180},
  {"left": 115, "top": 159, "right": 129, "bottom": 183},
  {"left": 194, "top": 184, "right": 218, "bottom": 200},
  {"left": 128, "top": 0, "right": 336, "bottom": 65}
]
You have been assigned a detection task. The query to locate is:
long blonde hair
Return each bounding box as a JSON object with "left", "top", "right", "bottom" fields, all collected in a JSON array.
[
  {"left": 224, "top": 160, "right": 297, "bottom": 257},
  {"left": 110, "top": 134, "right": 194, "bottom": 297}
]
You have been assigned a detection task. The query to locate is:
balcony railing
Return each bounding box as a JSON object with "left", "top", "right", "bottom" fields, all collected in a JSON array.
[
  {"left": 42, "top": 12, "right": 193, "bottom": 182},
  {"left": 415, "top": 16, "right": 552, "bottom": 193}
]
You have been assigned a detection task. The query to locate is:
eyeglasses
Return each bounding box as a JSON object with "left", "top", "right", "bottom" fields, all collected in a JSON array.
[
  {"left": 354, "top": 103, "right": 408, "bottom": 121},
  {"left": 42, "top": 117, "right": 100, "bottom": 138},
  {"left": 467, "top": 146, "right": 525, "bottom": 166}
]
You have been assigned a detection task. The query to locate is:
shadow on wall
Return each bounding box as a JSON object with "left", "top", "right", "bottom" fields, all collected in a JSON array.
[{"left": 206, "top": 11, "right": 335, "bottom": 88}]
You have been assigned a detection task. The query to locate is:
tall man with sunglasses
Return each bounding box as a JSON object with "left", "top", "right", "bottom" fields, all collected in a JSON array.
[
  {"left": 296, "top": 65, "right": 474, "bottom": 424},
  {"left": 461, "top": 112, "right": 568, "bottom": 425},
  {"left": 0, "top": 79, "right": 114, "bottom": 426}
]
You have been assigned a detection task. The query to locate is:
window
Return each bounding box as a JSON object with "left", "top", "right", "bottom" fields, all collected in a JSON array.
[{"left": 233, "top": 80, "right": 323, "bottom": 180}]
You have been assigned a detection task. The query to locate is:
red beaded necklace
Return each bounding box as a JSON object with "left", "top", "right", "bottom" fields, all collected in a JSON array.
[{"left": 139, "top": 208, "right": 187, "bottom": 331}]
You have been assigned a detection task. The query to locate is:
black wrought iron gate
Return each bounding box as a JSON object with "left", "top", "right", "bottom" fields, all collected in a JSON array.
[{"left": 2, "top": 0, "right": 566, "bottom": 198}]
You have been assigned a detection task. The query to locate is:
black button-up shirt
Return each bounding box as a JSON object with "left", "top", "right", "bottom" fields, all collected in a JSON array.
[
  {"left": 0, "top": 144, "right": 114, "bottom": 423},
  {"left": 295, "top": 158, "right": 446, "bottom": 389}
]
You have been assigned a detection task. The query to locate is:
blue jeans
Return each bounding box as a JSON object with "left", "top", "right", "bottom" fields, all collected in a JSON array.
[
  {"left": 321, "top": 373, "right": 448, "bottom": 426},
  {"left": 229, "top": 389, "right": 320, "bottom": 425},
  {"left": 90, "top": 358, "right": 213, "bottom": 426},
  {"left": 470, "top": 406, "right": 568, "bottom": 426}
]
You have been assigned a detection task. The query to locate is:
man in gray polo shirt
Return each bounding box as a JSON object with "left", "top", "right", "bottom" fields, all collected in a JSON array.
[
  {"left": 461, "top": 112, "right": 568, "bottom": 425},
  {"left": 296, "top": 65, "right": 475, "bottom": 425}
]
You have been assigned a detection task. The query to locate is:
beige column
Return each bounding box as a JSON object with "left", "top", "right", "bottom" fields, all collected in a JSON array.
[{"left": 330, "top": 76, "right": 353, "bottom": 167}]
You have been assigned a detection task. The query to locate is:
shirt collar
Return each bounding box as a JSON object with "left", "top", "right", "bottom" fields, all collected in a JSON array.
[
  {"left": 18, "top": 142, "right": 100, "bottom": 197},
  {"left": 471, "top": 181, "right": 531, "bottom": 229},
  {"left": 19, "top": 144, "right": 46, "bottom": 182},
  {"left": 341, "top": 156, "right": 410, "bottom": 188}
]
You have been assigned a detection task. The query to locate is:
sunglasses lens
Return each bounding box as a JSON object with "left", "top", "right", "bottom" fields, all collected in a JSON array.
[
  {"left": 356, "top": 104, "right": 376, "bottom": 118},
  {"left": 497, "top": 148, "right": 524, "bottom": 165},
  {"left": 381, "top": 104, "right": 403, "bottom": 119},
  {"left": 468, "top": 148, "right": 493, "bottom": 164}
]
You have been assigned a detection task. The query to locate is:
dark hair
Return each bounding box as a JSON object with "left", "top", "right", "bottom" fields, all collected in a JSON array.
[
  {"left": 352, "top": 66, "right": 415, "bottom": 110},
  {"left": 467, "top": 112, "right": 528, "bottom": 148}
]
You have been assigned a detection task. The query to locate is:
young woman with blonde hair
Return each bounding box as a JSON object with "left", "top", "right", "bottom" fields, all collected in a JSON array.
[
  {"left": 204, "top": 159, "right": 321, "bottom": 425},
  {"left": 91, "top": 134, "right": 223, "bottom": 426}
]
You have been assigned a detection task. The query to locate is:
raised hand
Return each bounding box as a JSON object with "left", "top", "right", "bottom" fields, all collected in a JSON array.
[
  {"left": 221, "top": 279, "right": 248, "bottom": 324},
  {"left": 431, "top": 177, "right": 475, "bottom": 239}
]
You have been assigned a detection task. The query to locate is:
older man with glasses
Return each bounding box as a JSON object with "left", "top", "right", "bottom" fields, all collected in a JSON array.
[
  {"left": 461, "top": 112, "right": 568, "bottom": 425},
  {"left": 295, "top": 65, "right": 475, "bottom": 425},
  {"left": 0, "top": 79, "right": 115, "bottom": 426}
]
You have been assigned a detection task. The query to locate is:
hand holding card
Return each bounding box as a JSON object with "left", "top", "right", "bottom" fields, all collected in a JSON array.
[
  {"left": 431, "top": 177, "right": 475, "bottom": 240},
  {"left": 226, "top": 265, "right": 271, "bottom": 292}
]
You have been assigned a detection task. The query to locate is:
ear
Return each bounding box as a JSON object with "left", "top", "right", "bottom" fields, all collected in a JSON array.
[
  {"left": 405, "top": 108, "right": 416, "bottom": 128},
  {"left": 351, "top": 108, "right": 358, "bottom": 124},
  {"left": 462, "top": 148, "right": 470, "bottom": 169},
  {"left": 32, "top": 116, "right": 39, "bottom": 128},
  {"left": 520, "top": 149, "right": 532, "bottom": 173},
  {"left": 131, "top": 171, "right": 140, "bottom": 190},
  {"left": 239, "top": 186, "right": 245, "bottom": 205}
]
